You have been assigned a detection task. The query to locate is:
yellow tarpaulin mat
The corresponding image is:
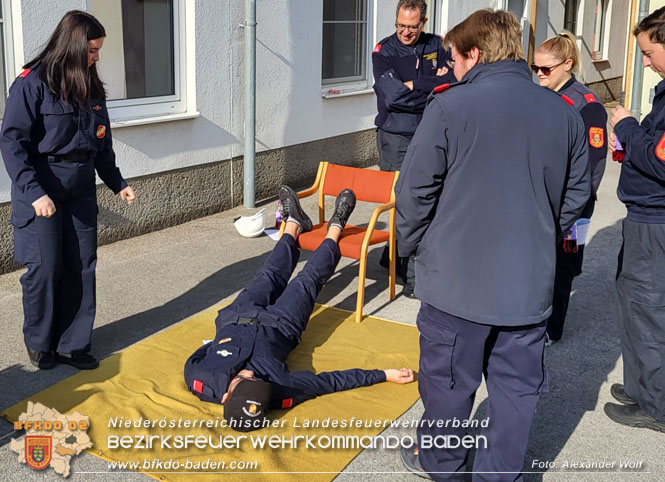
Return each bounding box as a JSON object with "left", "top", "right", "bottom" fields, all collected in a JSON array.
[{"left": 3, "top": 303, "right": 420, "bottom": 481}]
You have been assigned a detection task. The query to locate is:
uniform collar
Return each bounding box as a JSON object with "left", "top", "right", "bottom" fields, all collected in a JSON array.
[
  {"left": 462, "top": 59, "right": 531, "bottom": 83},
  {"left": 559, "top": 75, "right": 577, "bottom": 92},
  {"left": 390, "top": 31, "right": 430, "bottom": 54},
  {"left": 654, "top": 78, "right": 665, "bottom": 99}
]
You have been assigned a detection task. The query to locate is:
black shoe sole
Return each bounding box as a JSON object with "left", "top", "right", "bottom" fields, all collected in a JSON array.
[
  {"left": 56, "top": 355, "right": 99, "bottom": 370},
  {"left": 29, "top": 359, "right": 55, "bottom": 370},
  {"left": 604, "top": 404, "right": 665, "bottom": 433}
]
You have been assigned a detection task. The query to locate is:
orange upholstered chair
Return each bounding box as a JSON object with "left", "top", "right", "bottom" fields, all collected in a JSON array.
[{"left": 280, "top": 162, "right": 399, "bottom": 322}]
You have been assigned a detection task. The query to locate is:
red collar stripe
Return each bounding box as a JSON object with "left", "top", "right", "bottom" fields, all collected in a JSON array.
[{"left": 561, "top": 94, "right": 575, "bottom": 106}]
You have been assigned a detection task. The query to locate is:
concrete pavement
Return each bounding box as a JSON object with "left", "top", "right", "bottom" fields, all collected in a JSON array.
[{"left": 0, "top": 158, "right": 662, "bottom": 481}]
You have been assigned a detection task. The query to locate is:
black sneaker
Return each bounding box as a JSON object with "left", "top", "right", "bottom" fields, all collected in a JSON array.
[
  {"left": 400, "top": 446, "right": 432, "bottom": 479},
  {"left": 327, "top": 189, "right": 356, "bottom": 231},
  {"left": 402, "top": 281, "right": 417, "bottom": 299},
  {"left": 278, "top": 185, "right": 312, "bottom": 232},
  {"left": 604, "top": 402, "right": 665, "bottom": 433},
  {"left": 27, "top": 347, "right": 55, "bottom": 370},
  {"left": 56, "top": 353, "right": 99, "bottom": 370},
  {"left": 610, "top": 384, "right": 636, "bottom": 405},
  {"left": 379, "top": 246, "right": 390, "bottom": 269}
]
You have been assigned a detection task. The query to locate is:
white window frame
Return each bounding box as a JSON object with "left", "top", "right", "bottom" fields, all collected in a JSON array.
[
  {"left": 0, "top": 0, "right": 21, "bottom": 118},
  {"left": 591, "top": 0, "right": 612, "bottom": 61},
  {"left": 87, "top": 0, "right": 198, "bottom": 126},
  {"left": 321, "top": 0, "right": 374, "bottom": 97}
]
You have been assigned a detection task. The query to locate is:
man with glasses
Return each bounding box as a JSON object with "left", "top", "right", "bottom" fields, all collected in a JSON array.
[{"left": 372, "top": 0, "right": 455, "bottom": 298}]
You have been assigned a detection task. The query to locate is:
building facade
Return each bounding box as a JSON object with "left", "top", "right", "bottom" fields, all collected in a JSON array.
[{"left": 0, "top": 0, "right": 631, "bottom": 273}]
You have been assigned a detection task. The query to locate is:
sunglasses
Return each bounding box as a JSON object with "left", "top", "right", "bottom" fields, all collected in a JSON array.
[{"left": 530, "top": 61, "right": 565, "bottom": 76}]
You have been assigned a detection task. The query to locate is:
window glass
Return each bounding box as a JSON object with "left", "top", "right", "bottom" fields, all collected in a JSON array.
[
  {"left": 91, "top": 0, "right": 175, "bottom": 101},
  {"left": 0, "top": 7, "right": 6, "bottom": 119},
  {"left": 564, "top": 0, "right": 578, "bottom": 34},
  {"left": 592, "top": 0, "right": 607, "bottom": 60},
  {"left": 322, "top": 0, "right": 367, "bottom": 85}
]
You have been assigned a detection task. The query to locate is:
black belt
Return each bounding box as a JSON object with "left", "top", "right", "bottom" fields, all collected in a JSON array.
[
  {"left": 48, "top": 152, "right": 95, "bottom": 163},
  {"left": 237, "top": 317, "right": 259, "bottom": 326}
]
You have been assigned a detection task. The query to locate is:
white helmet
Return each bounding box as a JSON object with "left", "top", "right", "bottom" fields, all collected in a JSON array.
[{"left": 233, "top": 208, "right": 266, "bottom": 238}]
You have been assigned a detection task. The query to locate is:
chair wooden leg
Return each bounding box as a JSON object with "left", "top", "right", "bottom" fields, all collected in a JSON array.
[
  {"left": 389, "top": 243, "right": 396, "bottom": 301},
  {"left": 389, "top": 206, "right": 396, "bottom": 300},
  {"left": 356, "top": 253, "right": 368, "bottom": 323}
]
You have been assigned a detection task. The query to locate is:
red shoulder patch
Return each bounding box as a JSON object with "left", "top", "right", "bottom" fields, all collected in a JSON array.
[
  {"left": 655, "top": 132, "right": 665, "bottom": 162},
  {"left": 373, "top": 44, "right": 382, "bottom": 53},
  {"left": 584, "top": 93, "right": 596, "bottom": 103},
  {"left": 433, "top": 83, "right": 450, "bottom": 94},
  {"left": 281, "top": 398, "right": 293, "bottom": 409},
  {"left": 561, "top": 95, "right": 575, "bottom": 106},
  {"left": 18, "top": 68, "right": 31, "bottom": 78}
]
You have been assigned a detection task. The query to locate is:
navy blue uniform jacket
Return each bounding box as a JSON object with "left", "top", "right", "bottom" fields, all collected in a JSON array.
[
  {"left": 615, "top": 78, "right": 665, "bottom": 223},
  {"left": 0, "top": 65, "right": 126, "bottom": 203},
  {"left": 558, "top": 76, "right": 607, "bottom": 218},
  {"left": 372, "top": 32, "right": 455, "bottom": 135},
  {"left": 395, "top": 60, "right": 590, "bottom": 326},
  {"left": 185, "top": 321, "right": 385, "bottom": 410}
]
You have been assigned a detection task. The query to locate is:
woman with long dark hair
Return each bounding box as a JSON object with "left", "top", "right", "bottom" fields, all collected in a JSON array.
[{"left": 0, "top": 10, "right": 136, "bottom": 370}]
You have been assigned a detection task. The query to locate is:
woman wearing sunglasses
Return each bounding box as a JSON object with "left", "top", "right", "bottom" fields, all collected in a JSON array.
[{"left": 533, "top": 31, "right": 608, "bottom": 345}]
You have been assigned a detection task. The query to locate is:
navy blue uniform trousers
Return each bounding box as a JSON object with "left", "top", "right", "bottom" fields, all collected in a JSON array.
[
  {"left": 616, "top": 218, "right": 665, "bottom": 421},
  {"left": 417, "top": 303, "right": 547, "bottom": 482},
  {"left": 11, "top": 159, "right": 97, "bottom": 354},
  {"left": 547, "top": 242, "right": 585, "bottom": 341},
  {"left": 216, "top": 234, "right": 341, "bottom": 344},
  {"left": 376, "top": 129, "right": 415, "bottom": 284}
]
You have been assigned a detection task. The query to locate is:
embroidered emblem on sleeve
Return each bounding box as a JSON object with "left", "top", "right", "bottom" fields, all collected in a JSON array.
[
  {"left": 96, "top": 125, "right": 106, "bottom": 139},
  {"left": 373, "top": 44, "right": 382, "bottom": 53},
  {"left": 589, "top": 127, "right": 604, "bottom": 148},
  {"left": 584, "top": 93, "right": 596, "bottom": 104},
  {"left": 655, "top": 132, "right": 665, "bottom": 162}
]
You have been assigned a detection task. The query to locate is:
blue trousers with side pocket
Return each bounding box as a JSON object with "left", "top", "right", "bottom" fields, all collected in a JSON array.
[
  {"left": 10, "top": 159, "right": 97, "bottom": 355},
  {"left": 416, "top": 302, "right": 547, "bottom": 482},
  {"left": 616, "top": 218, "right": 665, "bottom": 421}
]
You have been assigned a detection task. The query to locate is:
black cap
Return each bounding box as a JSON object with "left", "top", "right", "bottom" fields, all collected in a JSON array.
[{"left": 223, "top": 379, "right": 272, "bottom": 432}]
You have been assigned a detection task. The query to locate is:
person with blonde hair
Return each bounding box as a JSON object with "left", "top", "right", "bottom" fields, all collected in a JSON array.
[
  {"left": 533, "top": 32, "right": 607, "bottom": 344},
  {"left": 396, "top": 9, "right": 590, "bottom": 479}
]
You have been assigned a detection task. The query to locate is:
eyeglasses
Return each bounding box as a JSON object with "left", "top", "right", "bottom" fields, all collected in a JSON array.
[
  {"left": 530, "top": 61, "right": 565, "bottom": 76},
  {"left": 395, "top": 22, "right": 422, "bottom": 32}
]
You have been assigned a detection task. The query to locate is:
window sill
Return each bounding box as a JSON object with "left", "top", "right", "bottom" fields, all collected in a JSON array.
[
  {"left": 110, "top": 111, "right": 200, "bottom": 129},
  {"left": 321, "top": 88, "right": 374, "bottom": 99}
]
